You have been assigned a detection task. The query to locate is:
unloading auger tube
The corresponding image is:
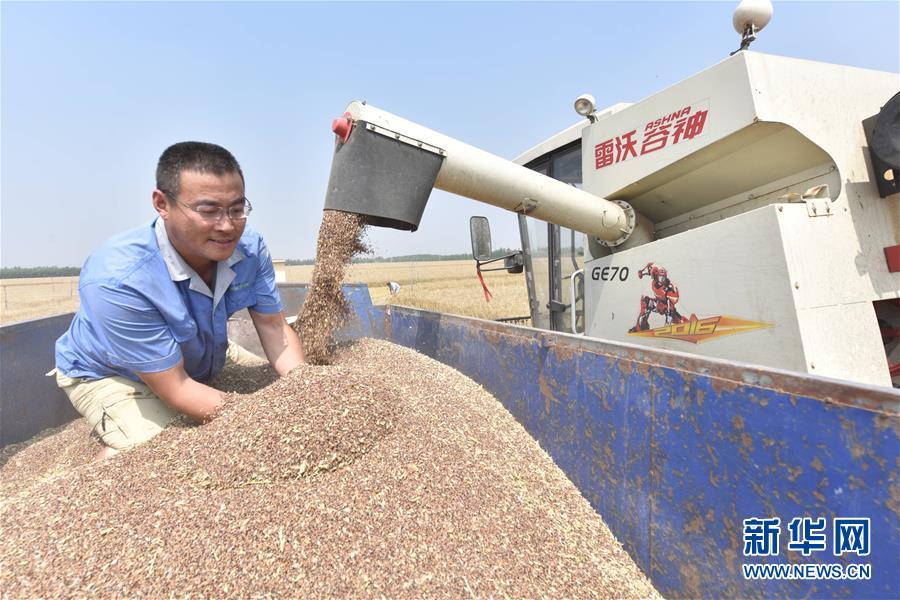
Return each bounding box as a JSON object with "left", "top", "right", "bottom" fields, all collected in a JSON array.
[{"left": 324, "top": 101, "right": 637, "bottom": 245}]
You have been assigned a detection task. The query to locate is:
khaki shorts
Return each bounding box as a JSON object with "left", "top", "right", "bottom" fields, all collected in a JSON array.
[{"left": 53, "top": 341, "right": 263, "bottom": 450}]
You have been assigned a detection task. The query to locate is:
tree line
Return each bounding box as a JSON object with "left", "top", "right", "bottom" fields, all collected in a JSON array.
[
  {"left": 2, "top": 250, "right": 521, "bottom": 277},
  {"left": 286, "top": 248, "right": 520, "bottom": 266},
  {"left": 1, "top": 266, "right": 81, "bottom": 279}
]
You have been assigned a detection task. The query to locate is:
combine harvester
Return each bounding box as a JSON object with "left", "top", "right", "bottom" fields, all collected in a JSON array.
[{"left": 1, "top": 2, "right": 897, "bottom": 597}]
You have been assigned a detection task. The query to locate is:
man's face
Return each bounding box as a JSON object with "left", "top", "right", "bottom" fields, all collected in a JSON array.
[{"left": 153, "top": 170, "right": 247, "bottom": 273}]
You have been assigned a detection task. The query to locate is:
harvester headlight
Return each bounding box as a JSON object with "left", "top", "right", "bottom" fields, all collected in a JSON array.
[{"left": 574, "top": 94, "right": 596, "bottom": 119}]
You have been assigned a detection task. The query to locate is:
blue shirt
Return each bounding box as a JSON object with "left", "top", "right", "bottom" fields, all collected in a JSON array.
[{"left": 55, "top": 218, "right": 284, "bottom": 383}]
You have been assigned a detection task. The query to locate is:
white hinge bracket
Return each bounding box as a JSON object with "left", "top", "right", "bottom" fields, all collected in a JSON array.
[
  {"left": 780, "top": 184, "right": 832, "bottom": 217},
  {"left": 804, "top": 197, "right": 832, "bottom": 217},
  {"left": 803, "top": 184, "right": 832, "bottom": 217}
]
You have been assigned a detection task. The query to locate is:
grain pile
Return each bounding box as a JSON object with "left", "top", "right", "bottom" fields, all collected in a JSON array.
[
  {"left": 294, "top": 209, "right": 370, "bottom": 364},
  {"left": 172, "top": 365, "right": 399, "bottom": 489},
  {"left": 0, "top": 339, "right": 659, "bottom": 598},
  {"left": 0, "top": 419, "right": 97, "bottom": 512}
]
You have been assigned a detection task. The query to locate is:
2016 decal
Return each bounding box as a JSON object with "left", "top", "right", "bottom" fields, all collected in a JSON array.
[{"left": 626, "top": 262, "right": 771, "bottom": 343}]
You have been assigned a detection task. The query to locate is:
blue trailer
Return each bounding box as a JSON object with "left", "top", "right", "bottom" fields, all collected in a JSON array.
[{"left": 2, "top": 284, "right": 897, "bottom": 599}]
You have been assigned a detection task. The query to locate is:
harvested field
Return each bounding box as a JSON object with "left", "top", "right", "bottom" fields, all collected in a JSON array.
[
  {"left": 0, "top": 261, "right": 529, "bottom": 325},
  {"left": 0, "top": 277, "right": 80, "bottom": 324},
  {"left": 0, "top": 339, "right": 659, "bottom": 598},
  {"left": 287, "top": 259, "right": 530, "bottom": 322}
]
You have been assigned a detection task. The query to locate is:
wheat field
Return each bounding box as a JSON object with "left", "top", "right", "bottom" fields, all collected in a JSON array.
[
  {"left": 288, "top": 260, "right": 529, "bottom": 322},
  {"left": 0, "top": 277, "right": 82, "bottom": 325},
  {"left": 0, "top": 262, "right": 530, "bottom": 326}
]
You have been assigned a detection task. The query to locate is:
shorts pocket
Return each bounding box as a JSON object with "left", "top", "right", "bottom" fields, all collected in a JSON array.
[{"left": 97, "top": 393, "right": 178, "bottom": 450}]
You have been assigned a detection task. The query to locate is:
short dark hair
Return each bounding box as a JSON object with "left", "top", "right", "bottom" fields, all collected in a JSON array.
[{"left": 156, "top": 141, "right": 245, "bottom": 201}]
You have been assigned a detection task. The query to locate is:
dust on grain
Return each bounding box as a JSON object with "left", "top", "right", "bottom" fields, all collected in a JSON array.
[
  {"left": 293, "top": 210, "right": 370, "bottom": 364},
  {"left": 0, "top": 339, "right": 660, "bottom": 599}
]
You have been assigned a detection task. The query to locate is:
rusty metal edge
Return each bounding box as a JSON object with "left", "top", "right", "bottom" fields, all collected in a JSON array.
[{"left": 382, "top": 305, "right": 900, "bottom": 415}]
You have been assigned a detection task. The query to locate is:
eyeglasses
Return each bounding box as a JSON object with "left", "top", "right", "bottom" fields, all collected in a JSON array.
[{"left": 173, "top": 197, "right": 253, "bottom": 222}]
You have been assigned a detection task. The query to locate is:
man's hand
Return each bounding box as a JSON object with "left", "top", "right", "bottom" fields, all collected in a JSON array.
[
  {"left": 138, "top": 363, "right": 224, "bottom": 423},
  {"left": 249, "top": 309, "right": 305, "bottom": 376}
]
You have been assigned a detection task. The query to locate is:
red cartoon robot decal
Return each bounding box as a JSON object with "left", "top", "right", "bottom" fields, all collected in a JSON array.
[
  {"left": 629, "top": 262, "right": 688, "bottom": 333},
  {"left": 624, "top": 261, "right": 773, "bottom": 343}
]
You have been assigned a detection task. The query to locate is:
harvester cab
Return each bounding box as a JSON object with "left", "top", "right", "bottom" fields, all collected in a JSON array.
[
  {"left": 506, "top": 50, "right": 899, "bottom": 388},
  {"left": 322, "top": 4, "right": 899, "bottom": 388}
]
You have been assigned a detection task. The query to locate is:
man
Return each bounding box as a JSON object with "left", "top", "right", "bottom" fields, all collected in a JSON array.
[{"left": 54, "top": 142, "right": 305, "bottom": 458}]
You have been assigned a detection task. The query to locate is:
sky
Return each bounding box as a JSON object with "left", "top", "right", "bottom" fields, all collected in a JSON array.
[{"left": 2, "top": 0, "right": 898, "bottom": 267}]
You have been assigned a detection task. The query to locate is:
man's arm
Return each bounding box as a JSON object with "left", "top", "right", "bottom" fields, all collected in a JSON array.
[
  {"left": 138, "top": 363, "right": 224, "bottom": 422},
  {"left": 249, "top": 309, "right": 305, "bottom": 376}
]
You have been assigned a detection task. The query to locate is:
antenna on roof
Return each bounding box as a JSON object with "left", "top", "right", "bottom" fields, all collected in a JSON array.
[{"left": 730, "top": 0, "right": 773, "bottom": 55}]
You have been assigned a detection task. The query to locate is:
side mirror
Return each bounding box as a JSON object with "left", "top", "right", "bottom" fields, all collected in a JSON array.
[{"left": 470, "top": 216, "right": 493, "bottom": 261}]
